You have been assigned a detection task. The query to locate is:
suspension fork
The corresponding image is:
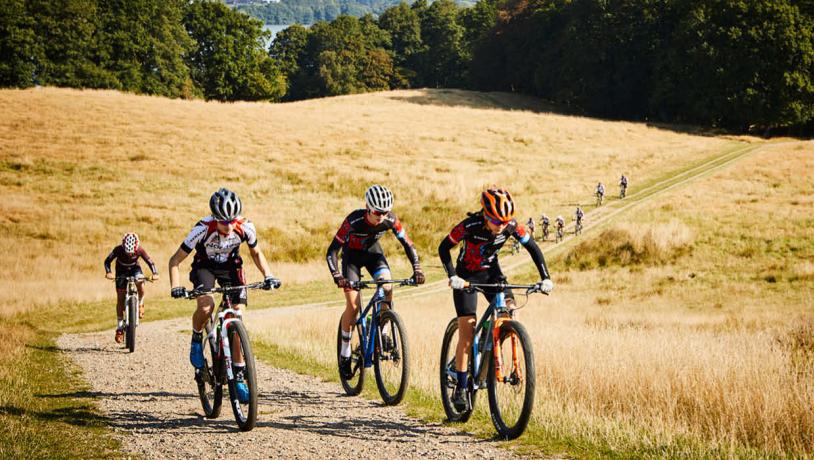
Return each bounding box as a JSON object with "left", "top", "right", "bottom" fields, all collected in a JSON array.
[{"left": 491, "top": 317, "right": 521, "bottom": 383}]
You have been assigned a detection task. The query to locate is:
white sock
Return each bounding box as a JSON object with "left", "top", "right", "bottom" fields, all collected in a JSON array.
[
  {"left": 117, "top": 319, "right": 124, "bottom": 329},
  {"left": 340, "top": 330, "right": 352, "bottom": 358}
]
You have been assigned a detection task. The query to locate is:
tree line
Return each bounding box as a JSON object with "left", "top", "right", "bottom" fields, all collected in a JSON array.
[{"left": 2, "top": 0, "right": 812, "bottom": 130}]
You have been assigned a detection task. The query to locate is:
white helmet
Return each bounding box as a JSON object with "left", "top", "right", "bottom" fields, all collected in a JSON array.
[
  {"left": 557, "top": 215, "right": 563, "bottom": 220},
  {"left": 364, "top": 185, "right": 393, "bottom": 213},
  {"left": 210, "top": 188, "right": 242, "bottom": 221},
  {"left": 122, "top": 233, "right": 140, "bottom": 254}
]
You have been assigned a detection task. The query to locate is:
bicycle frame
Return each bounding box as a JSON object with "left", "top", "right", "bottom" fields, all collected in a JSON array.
[
  {"left": 208, "top": 294, "right": 243, "bottom": 383},
  {"left": 350, "top": 279, "right": 414, "bottom": 368}
]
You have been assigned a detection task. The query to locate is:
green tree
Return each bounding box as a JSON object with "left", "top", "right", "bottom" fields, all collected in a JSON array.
[
  {"left": 378, "top": 2, "right": 422, "bottom": 86},
  {"left": 183, "top": 0, "right": 285, "bottom": 101},
  {"left": 414, "top": 0, "right": 467, "bottom": 87},
  {"left": 0, "top": 0, "right": 37, "bottom": 87}
]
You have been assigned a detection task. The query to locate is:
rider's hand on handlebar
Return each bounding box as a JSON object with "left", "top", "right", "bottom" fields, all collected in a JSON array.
[
  {"left": 171, "top": 286, "right": 187, "bottom": 299},
  {"left": 449, "top": 275, "right": 466, "bottom": 290},
  {"left": 412, "top": 267, "right": 425, "bottom": 285},
  {"left": 332, "top": 272, "right": 348, "bottom": 289},
  {"left": 535, "top": 279, "right": 554, "bottom": 294},
  {"left": 263, "top": 276, "right": 282, "bottom": 290},
  {"left": 105, "top": 272, "right": 114, "bottom": 280}
]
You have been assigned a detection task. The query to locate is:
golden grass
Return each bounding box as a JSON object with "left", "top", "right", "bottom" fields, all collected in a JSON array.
[
  {"left": 0, "top": 87, "right": 735, "bottom": 315},
  {"left": 253, "top": 141, "right": 814, "bottom": 457}
]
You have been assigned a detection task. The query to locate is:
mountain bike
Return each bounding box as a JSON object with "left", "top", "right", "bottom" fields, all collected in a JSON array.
[
  {"left": 439, "top": 281, "right": 547, "bottom": 439},
  {"left": 555, "top": 225, "right": 564, "bottom": 243},
  {"left": 575, "top": 219, "right": 583, "bottom": 235},
  {"left": 337, "top": 278, "right": 415, "bottom": 405},
  {"left": 619, "top": 184, "right": 627, "bottom": 199},
  {"left": 184, "top": 281, "right": 273, "bottom": 431},
  {"left": 596, "top": 191, "right": 604, "bottom": 207},
  {"left": 542, "top": 224, "right": 549, "bottom": 242},
  {"left": 114, "top": 275, "right": 151, "bottom": 353}
]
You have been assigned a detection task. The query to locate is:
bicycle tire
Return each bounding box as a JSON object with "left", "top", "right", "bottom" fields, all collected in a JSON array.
[
  {"left": 125, "top": 295, "right": 137, "bottom": 353},
  {"left": 227, "top": 320, "right": 258, "bottom": 431},
  {"left": 374, "top": 310, "right": 410, "bottom": 405},
  {"left": 197, "top": 321, "right": 223, "bottom": 419},
  {"left": 337, "top": 318, "right": 366, "bottom": 396},
  {"left": 487, "top": 320, "right": 535, "bottom": 440},
  {"left": 439, "top": 318, "right": 477, "bottom": 422}
]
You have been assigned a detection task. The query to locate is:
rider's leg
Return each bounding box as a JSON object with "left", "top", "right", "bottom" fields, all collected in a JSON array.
[
  {"left": 452, "top": 285, "right": 478, "bottom": 379},
  {"left": 190, "top": 268, "right": 216, "bottom": 368},
  {"left": 136, "top": 280, "right": 145, "bottom": 318},
  {"left": 340, "top": 289, "right": 361, "bottom": 358},
  {"left": 115, "top": 289, "right": 126, "bottom": 327}
]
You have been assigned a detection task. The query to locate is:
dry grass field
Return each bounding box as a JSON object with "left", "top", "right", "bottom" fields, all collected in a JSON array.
[
  {"left": 4, "top": 87, "right": 807, "bottom": 457},
  {"left": 252, "top": 141, "right": 814, "bottom": 457},
  {"left": 0, "top": 87, "right": 735, "bottom": 316}
]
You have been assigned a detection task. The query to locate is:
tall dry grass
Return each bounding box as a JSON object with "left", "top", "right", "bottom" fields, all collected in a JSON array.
[
  {"left": 252, "top": 142, "right": 814, "bottom": 456},
  {"left": 0, "top": 87, "right": 736, "bottom": 315}
]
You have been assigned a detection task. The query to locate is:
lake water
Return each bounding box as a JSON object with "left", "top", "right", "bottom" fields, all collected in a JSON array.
[{"left": 263, "top": 24, "right": 291, "bottom": 42}]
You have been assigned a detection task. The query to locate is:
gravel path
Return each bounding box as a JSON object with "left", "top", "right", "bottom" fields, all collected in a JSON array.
[{"left": 58, "top": 317, "right": 522, "bottom": 459}]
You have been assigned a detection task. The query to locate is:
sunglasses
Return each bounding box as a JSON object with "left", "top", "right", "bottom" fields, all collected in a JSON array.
[
  {"left": 369, "top": 209, "right": 388, "bottom": 217},
  {"left": 487, "top": 216, "right": 510, "bottom": 226},
  {"left": 218, "top": 219, "right": 237, "bottom": 226}
]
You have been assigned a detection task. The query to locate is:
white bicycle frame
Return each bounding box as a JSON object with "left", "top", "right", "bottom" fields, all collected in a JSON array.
[{"left": 208, "top": 307, "right": 244, "bottom": 382}]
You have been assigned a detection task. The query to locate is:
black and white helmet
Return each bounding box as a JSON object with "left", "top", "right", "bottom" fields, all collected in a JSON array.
[
  {"left": 364, "top": 185, "right": 393, "bottom": 213},
  {"left": 209, "top": 188, "right": 242, "bottom": 221}
]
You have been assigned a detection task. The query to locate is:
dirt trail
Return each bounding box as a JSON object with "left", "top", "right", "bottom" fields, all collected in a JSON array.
[{"left": 58, "top": 317, "right": 522, "bottom": 459}]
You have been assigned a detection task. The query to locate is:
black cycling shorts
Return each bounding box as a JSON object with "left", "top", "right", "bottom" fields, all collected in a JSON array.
[
  {"left": 190, "top": 265, "right": 247, "bottom": 306},
  {"left": 115, "top": 265, "right": 144, "bottom": 290},
  {"left": 341, "top": 249, "right": 391, "bottom": 283},
  {"left": 452, "top": 267, "right": 515, "bottom": 318}
]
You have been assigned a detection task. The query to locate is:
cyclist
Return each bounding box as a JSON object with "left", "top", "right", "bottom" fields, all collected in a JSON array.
[
  {"left": 555, "top": 215, "right": 565, "bottom": 232},
  {"left": 438, "top": 188, "right": 553, "bottom": 412},
  {"left": 619, "top": 174, "right": 628, "bottom": 198},
  {"left": 541, "top": 214, "right": 550, "bottom": 240},
  {"left": 168, "top": 188, "right": 280, "bottom": 403},
  {"left": 575, "top": 206, "right": 584, "bottom": 231},
  {"left": 104, "top": 233, "right": 158, "bottom": 343},
  {"left": 596, "top": 182, "right": 605, "bottom": 204},
  {"left": 526, "top": 217, "right": 535, "bottom": 239},
  {"left": 327, "top": 184, "right": 425, "bottom": 380}
]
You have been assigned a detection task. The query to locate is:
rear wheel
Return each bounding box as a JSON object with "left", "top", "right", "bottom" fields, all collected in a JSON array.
[
  {"left": 227, "top": 321, "right": 257, "bottom": 432},
  {"left": 125, "top": 295, "right": 137, "bottom": 353},
  {"left": 487, "top": 321, "right": 535, "bottom": 440},
  {"left": 337, "top": 318, "right": 365, "bottom": 396},
  {"left": 196, "top": 321, "right": 223, "bottom": 419},
  {"left": 439, "top": 318, "right": 476, "bottom": 422},
  {"left": 374, "top": 310, "right": 409, "bottom": 405}
]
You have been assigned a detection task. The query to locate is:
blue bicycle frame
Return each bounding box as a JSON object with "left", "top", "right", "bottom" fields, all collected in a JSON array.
[{"left": 355, "top": 284, "right": 387, "bottom": 369}]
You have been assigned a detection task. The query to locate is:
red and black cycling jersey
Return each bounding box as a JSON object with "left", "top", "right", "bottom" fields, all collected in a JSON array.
[
  {"left": 180, "top": 216, "right": 258, "bottom": 268},
  {"left": 326, "top": 209, "right": 419, "bottom": 275},
  {"left": 104, "top": 245, "right": 158, "bottom": 275},
  {"left": 438, "top": 211, "right": 550, "bottom": 280}
]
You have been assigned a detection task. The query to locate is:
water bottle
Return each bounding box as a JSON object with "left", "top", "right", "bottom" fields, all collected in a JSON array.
[{"left": 480, "top": 320, "right": 492, "bottom": 352}]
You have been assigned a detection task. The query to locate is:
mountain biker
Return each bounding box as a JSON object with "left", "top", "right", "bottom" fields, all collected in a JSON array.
[
  {"left": 596, "top": 182, "right": 605, "bottom": 202},
  {"left": 541, "top": 214, "right": 550, "bottom": 240},
  {"left": 327, "top": 185, "right": 425, "bottom": 380},
  {"left": 526, "top": 217, "right": 535, "bottom": 238},
  {"left": 555, "top": 215, "right": 564, "bottom": 231},
  {"left": 438, "top": 188, "right": 553, "bottom": 412},
  {"left": 620, "top": 174, "right": 628, "bottom": 197},
  {"left": 104, "top": 233, "right": 159, "bottom": 343},
  {"left": 168, "top": 188, "right": 280, "bottom": 403},
  {"left": 575, "top": 207, "right": 584, "bottom": 228}
]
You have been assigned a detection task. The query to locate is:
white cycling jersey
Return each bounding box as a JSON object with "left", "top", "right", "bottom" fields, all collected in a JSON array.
[{"left": 181, "top": 216, "right": 258, "bottom": 265}]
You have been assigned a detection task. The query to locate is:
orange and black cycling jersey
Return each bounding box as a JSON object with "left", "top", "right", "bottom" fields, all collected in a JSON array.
[
  {"left": 104, "top": 245, "right": 158, "bottom": 275},
  {"left": 438, "top": 211, "right": 550, "bottom": 280},
  {"left": 326, "top": 209, "right": 419, "bottom": 275}
]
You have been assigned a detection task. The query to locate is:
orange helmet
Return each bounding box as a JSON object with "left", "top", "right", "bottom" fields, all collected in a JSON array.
[{"left": 481, "top": 188, "right": 515, "bottom": 223}]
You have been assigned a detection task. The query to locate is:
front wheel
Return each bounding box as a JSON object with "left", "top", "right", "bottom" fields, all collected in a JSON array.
[
  {"left": 125, "top": 295, "right": 137, "bottom": 353},
  {"left": 374, "top": 310, "right": 410, "bottom": 405},
  {"left": 227, "top": 320, "right": 257, "bottom": 432},
  {"left": 196, "top": 322, "right": 223, "bottom": 419},
  {"left": 487, "top": 321, "right": 535, "bottom": 440},
  {"left": 439, "top": 318, "right": 476, "bottom": 422},
  {"left": 337, "top": 318, "right": 366, "bottom": 396}
]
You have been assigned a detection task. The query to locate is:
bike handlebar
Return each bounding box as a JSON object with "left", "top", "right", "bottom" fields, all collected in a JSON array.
[
  {"left": 347, "top": 278, "right": 416, "bottom": 290},
  {"left": 112, "top": 276, "right": 154, "bottom": 282},
  {"left": 462, "top": 282, "right": 550, "bottom": 296},
  {"left": 184, "top": 281, "right": 268, "bottom": 299}
]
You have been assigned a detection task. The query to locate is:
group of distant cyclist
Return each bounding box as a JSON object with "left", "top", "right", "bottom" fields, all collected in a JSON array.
[
  {"left": 102, "top": 176, "right": 628, "bottom": 431},
  {"left": 516, "top": 174, "right": 629, "bottom": 249}
]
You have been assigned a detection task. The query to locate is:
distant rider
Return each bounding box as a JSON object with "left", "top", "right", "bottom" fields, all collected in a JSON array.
[{"left": 104, "top": 233, "right": 158, "bottom": 343}]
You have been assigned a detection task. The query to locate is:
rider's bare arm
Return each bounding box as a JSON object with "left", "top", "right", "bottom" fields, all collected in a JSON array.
[
  {"left": 248, "top": 244, "right": 272, "bottom": 278},
  {"left": 168, "top": 246, "right": 190, "bottom": 289}
]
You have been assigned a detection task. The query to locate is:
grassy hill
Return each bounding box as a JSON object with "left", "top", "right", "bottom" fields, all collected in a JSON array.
[{"left": 4, "top": 87, "right": 811, "bottom": 458}]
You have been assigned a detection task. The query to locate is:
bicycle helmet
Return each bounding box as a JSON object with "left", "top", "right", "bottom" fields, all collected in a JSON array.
[
  {"left": 122, "top": 233, "right": 140, "bottom": 254},
  {"left": 481, "top": 188, "right": 515, "bottom": 223},
  {"left": 209, "top": 188, "right": 242, "bottom": 221},
  {"left": 364, "top": 185, "right": 394, "bottom": 213}
]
